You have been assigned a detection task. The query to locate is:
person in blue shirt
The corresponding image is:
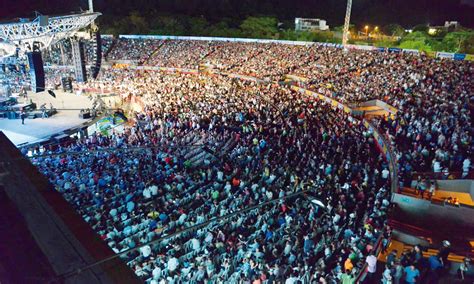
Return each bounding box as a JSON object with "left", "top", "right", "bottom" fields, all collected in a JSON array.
[
  {"left": 428, "top": 255, "right": 443, "bottom": 271},
  {"left": 427, "top": 255, "right": 443, "bottom": 283},
  {"left": 404, "top": 265, "right": 420, "bottom": 284}
]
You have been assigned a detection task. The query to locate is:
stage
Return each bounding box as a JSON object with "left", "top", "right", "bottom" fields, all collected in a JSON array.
[{"left": 0, "top": 90, "right": 94, "bottom": 146}]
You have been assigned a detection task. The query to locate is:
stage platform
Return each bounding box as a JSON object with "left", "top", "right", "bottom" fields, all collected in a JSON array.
[{"left": 0, "top": 90, "right": 94, "bottom": 146}]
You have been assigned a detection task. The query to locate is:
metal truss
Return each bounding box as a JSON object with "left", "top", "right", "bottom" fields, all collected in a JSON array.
[
  {"left": 0, "top": 12, "right": 100, "bottom": 56},
  {"left": 342, "top": 0, "right": 352, "bottom": 46}
]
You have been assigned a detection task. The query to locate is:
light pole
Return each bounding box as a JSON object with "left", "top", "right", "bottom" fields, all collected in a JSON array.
[{"left": 342, "top": 0, "right": 353, "bottom": 46}]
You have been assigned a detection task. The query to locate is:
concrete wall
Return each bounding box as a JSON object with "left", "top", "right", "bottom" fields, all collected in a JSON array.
[
  {"left": 393, "top": 193, "right": 474, "bottom": 239},
  {"left": 436, "top": 180, "right": 474, "bottom": 200}
]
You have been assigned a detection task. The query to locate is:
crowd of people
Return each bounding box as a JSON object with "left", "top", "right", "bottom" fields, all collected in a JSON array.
[
  {"left": 378, "top": 241, "right": 463, "bottom": 284},
  {"left": 96, "top": 38, "right": 473, "bottom": 183},
  {"left": 31, "top": 71, "right": 391, "bottom": 283},
  {"left": 21, "top": 36, "right": 473, "bottom": 282}
]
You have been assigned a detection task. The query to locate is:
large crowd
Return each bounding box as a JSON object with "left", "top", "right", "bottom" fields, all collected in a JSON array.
[
  {"left": 23, "top": 37, "right": 473, "bottom": 283},
  {"left": 31, "top": 71, "right": 391, "bottom": 283},
  {"left": 89, "top": 38, "right": 473, "bottom": 181}
]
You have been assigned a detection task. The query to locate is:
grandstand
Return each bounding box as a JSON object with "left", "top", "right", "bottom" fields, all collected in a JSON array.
[{"left": 0, "top": 25, "right": 473, "bottom": 284}]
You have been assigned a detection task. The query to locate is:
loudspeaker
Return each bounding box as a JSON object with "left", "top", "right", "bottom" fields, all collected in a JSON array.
[
  {"left": 80, "top": 112, "right": 91, "bottom": 119},
  {"left": 27, "top": 51, "right": 45, "bottom": 93},
  {"left": 90, "top": 31, "right": 102, "bottom": 79},
  {"left": 72, "top": 40, "right": 87, "bottom": 83}
]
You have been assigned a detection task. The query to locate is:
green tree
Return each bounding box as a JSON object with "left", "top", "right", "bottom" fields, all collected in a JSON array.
[
  {"left": 208, "top": 21, "right": 242, "bottom": 38},
  {"left": 399, "top": 40, "right": 432, "bottom": 51},
  {"left": 460, "top": 34, "right": 474, "bottom": 54},
  {"left": 412, "top": 24, "right": 428, "bottom": 33},
  {"left": 398, "top": 31, "right": 433, "bottom": 51},
  {"left": 128, "top": 11, "right": 149, "bottom": 34},
  {"left": 186, "top": 17, "right": 209, "bottom": 36},
  {"left": 441, "top": 31, "right": 473, "bottom": 52},
  {"left": 149, "top": 16, "right": 186, "bottom": 35},
  {"left": 374, "top": 39, "right": 397, "bottom": 48},
  {"left": 240, "top": 16, "right": 278, "bottom": 38},
  {"left": 383, "top": 24, "right": 406, "bottom": 37}
]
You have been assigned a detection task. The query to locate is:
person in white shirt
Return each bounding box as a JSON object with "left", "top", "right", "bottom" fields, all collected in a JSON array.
[
  {"left": 140, "top": 245, "right": 151, "bottom": 258},
  {"left": 152, "top": 264, "right": 162, "bottom": 280},
  {"left": 217, "top": 170, "right": 224, "bottom": 181},
  {"left": 142, "top": 187, "right": 151, "bottom": 199},
  {"left": 382, "top": 168, "right": 389, "bottom": 179},
  {"left": 191, "top": 237, "right": 200, "bottom": 251},
  {"left": 168, "top": 256, "right": 179, "bottom": 272},
  {"left": 462, "top": 158, "right": 471, "bottom": 178},
  {"left": 433, "top": 160, "right": 441, "bottom": 173},
  {"left": 365, "top": 251, "right": 378, "bottom": 281},
  {"left": 150, "top": 185, "right": 158, "bottom": 196}
]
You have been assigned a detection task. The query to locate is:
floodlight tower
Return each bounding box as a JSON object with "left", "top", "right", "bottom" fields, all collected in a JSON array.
[{"left": 342, "top": 0, "right": 352, "bottom": 46}]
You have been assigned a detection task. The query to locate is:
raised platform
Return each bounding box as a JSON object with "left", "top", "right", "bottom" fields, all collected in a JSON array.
[{"left": 0, "top": 90, "right": 94, "bottom": 146}]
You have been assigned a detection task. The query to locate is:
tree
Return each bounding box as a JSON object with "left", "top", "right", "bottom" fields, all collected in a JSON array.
[
  {"left": 412, "top": 24, "right": 428, "bottom": 33},
  {"left": 240, "top": 16, "right": 278, "bottom": 39},
  {"left": 208, "top": 21, "right": 242, "bottom": 38},
  {"left": 186, "top": 17, "right": 209, "bottom": 36},
  {"left": 383, "top": 24, "right": 406, "bottom": 37},
  {"left": 399, "top": 40, "right": 432, "bottom": 51},
  {"left": 149, "top": 16, "right": 186, "bottom": 35},
  {"left": 460, "top": 34, "right": 474, "bottom": 54},
  {"left": 398, "top": 31, "right": 433, "bottom": 51},
  {"left": 128, "top": 11, "right": 149, "bottom": 34},
  {"left": 441, "top": 31, "right": 473, "bottom": 53}
]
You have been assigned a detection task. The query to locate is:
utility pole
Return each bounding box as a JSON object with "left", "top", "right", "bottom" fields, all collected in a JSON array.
[{"left": 342, "top": 0, "right": 352, "bottom": 46}]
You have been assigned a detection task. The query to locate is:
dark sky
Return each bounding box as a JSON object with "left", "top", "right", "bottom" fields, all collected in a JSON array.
[{"left": 1, "top": 0, "right": 473, "bottom": 28}]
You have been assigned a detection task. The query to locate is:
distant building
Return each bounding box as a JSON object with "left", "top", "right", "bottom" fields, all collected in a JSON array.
[
  {"left": 444, "top": 21, "right": 459, "bottom": 29},
  {"left": 427, "top": 21, "right": 460, "bottom": 35},
  {"left": 295, "top": 18, "right": 329, "bottom": 32}
]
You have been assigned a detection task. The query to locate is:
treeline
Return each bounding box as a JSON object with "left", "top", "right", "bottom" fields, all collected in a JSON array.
[
  {"left": 99, "top": 14, "right": 474, "bottom": 54},
  {"left": 99, "top": 13, "right": 337, "bottom": 42}
]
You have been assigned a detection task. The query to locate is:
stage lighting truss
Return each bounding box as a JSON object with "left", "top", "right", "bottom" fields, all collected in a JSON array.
[{"left": 0, "top": 12, "right": 100, "bottom": 56}]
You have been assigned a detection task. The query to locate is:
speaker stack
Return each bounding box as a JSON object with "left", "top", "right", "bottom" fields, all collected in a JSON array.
[
  {"left": 90, "top": 31, "right": 102, "bottom": 79},
  {"left": 26, "top": 51, "right": 45, "bottom": 93},
  {"left": 72, "top": 40, "right": 87, "bottom": 83}
]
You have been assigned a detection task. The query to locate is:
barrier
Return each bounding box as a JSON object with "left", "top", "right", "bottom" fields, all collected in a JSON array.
[
  {"left": 388, "top": 47, "right": 402, "bottom": 53},
  {"left": 436, "top": 52, "right": 455, "bottom": 59},
  {"left": 454, "top": 53, "right": 466, "bottom": 60},
  {"left": 402, "top": 49, "right": 420, "bottom": 55}
]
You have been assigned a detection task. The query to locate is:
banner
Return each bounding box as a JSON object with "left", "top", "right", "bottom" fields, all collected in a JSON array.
[
  {"left": 402, "top": 49, "right": 420, "bottom": 55},
  {"left": 436, "top": 52, "right": 455, "bottom": 59},
  {"left": 388, "top": 47, "right": 402, "bottom": 53},
  {"left": 96, "top": 114, "right": 127, "bottom": 134},
  {"left": 453, "top": 53, "right": 466, "bottom": 60}
]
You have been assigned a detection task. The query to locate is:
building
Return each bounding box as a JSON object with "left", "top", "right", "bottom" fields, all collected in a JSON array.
[{"left": 295, "top": 18, "right": 329, "bottom": 32}]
